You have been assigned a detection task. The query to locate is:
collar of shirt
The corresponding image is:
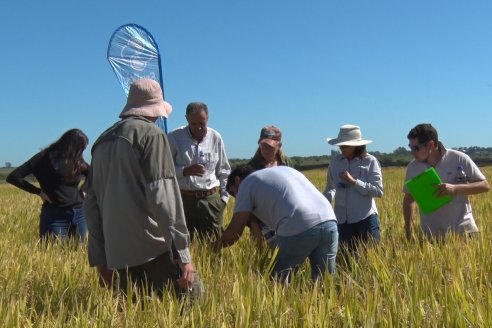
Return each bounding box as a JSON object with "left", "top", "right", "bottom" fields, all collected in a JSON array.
[{"left": 187, "top": 126, "right": 208, "bottom": 144}]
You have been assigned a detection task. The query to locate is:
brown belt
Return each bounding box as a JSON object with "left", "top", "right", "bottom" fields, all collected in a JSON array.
[{"left": 180, "top": 188, "right": 217, "bottom": 199}]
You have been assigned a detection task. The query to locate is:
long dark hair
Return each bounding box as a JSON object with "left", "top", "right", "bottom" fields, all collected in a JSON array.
[
  {"left": 47, "top": 129, "right": 88, "bottom": 177},
  {"left": 353, "top": 145, "right": 367, "bottom": 158}
]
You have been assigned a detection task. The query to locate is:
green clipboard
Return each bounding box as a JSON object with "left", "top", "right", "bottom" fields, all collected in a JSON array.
[{"left": 405, "top": 167, "right": 452, "bottom": 214}]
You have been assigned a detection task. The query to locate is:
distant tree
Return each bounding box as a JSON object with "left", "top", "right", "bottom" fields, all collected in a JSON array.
[
  {"left": 392, "top": 147, "right": 409, "bottom": 155},
  {"left": 291, "top": 156, "right": 302, "bottom": 165},
  {"left": 5, "top": 162, "right": 12, "bottom": 168}
]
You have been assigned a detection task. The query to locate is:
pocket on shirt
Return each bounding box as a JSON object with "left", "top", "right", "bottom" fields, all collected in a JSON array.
[{"left": 204, "top": 153, "right": 218, "bottom": 171}]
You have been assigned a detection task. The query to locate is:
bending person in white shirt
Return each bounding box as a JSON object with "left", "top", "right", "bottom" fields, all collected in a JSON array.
[{"left": 217, "top": 165, "right": 338, "bottom": 283}]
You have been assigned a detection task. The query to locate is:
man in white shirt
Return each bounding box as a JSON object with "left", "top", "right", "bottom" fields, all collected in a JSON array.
[
  {"left": 403, "top": 123, "right": 489, "bottom": 239},
  {"left": 167, "top": 102, "right": 231, "bottom": 240},
  {"left": 217, "top": 165, "right": 338, "bottom": 283}
]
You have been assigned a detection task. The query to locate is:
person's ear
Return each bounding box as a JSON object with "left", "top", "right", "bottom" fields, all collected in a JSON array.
[
  {"left": 428, "top": 140, "right": 435, "bottom": 149},
  {"left": 234, "top": 176, "right": 241, "bottom": 186}
]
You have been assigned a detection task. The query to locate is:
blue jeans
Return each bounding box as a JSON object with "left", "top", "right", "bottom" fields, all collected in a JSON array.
[
  {"left": 338, "top": 213, "right": 380, "bottom": 251},
  {"left": 39, "top": 206, "right": 87, "bottom": 241},
  {"left": 274, "top": 220, "right": 338, "bottom": 282}
]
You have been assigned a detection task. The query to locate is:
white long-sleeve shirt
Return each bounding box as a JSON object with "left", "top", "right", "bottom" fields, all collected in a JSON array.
[
  {"left": 323, "top": 153, "right": 383, "bottom": 224},
  {"left": 167, "top": 126, "right": 231, "bottom": 202}
]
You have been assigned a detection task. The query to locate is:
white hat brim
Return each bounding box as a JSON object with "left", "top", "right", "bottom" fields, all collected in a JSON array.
[{"left": 327, "top": 137, "right": 372, "bottom": 146}]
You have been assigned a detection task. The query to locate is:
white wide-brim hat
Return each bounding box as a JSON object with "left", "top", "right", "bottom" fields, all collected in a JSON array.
[
  {"left": 119, "top": 79, "right": 172, "bottom": 118},
  {"left": 327, "top": 124, "right": 372, "bottom": 146}
]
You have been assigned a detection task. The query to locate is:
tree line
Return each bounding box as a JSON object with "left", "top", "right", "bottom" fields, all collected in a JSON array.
[
  {"left": 2, "top": 147, "right": 492, "bottom": 183},
  {"left": 230, "top": 146, "right": 492, "bottom": 170}
]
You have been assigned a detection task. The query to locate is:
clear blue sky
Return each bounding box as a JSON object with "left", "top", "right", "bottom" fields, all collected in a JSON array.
[{"left": 1, "top": 0, "right": 491, "bottom": 166}]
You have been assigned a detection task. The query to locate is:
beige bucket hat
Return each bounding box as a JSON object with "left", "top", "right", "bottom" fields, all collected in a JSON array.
[{"left": 119, "top": 79, "right": 172, "bottom": 118}]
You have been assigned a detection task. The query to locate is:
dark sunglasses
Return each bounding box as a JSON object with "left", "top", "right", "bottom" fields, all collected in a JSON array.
[{"left": 408, "top": 142, "right": 427, "bottom": 152}]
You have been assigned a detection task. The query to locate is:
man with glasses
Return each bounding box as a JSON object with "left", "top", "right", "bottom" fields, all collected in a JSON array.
[
  {"left": 167, "top": 102, "right": 231, "bottom": 241},
  {"left": 403, "top": 123, "right": 489, "bottom": 239}
]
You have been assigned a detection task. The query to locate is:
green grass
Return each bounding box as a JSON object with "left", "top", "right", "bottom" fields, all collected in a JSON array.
[{"left": 1, "top": 167, "right": 491, "bottom": 327}]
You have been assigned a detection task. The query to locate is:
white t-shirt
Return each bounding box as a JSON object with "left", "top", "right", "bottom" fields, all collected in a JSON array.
[
  {"left": 404, "top": 147, "right": 486, "bottom": 236},
  {"left": 234, "top": 166, "right": 337, "bottom": 236}
]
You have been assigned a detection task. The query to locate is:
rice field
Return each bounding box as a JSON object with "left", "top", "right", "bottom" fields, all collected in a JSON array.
[{"left": 1, "top": 166, "right": 491, "bottom": 327}]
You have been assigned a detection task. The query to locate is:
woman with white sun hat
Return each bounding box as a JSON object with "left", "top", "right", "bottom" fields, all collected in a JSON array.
[{"left": 323, "top": 124, "right": 384, "bottom": 255}]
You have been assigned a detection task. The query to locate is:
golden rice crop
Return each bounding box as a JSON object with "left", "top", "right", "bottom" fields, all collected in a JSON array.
[{"left": 1, "top": 166, "right": 491, "bottom": 327}]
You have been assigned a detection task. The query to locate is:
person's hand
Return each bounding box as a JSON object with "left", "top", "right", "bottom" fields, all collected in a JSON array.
[
  {"left": 97, "top": 266, "right": 115, "bottom": 288},
  {"left": 39, "top": 190, "right": 53, "bottom": 204},
  {"left": 339, "top": 171, "right": 356, "bottom": 185},
  {"left": 176, "top": 261, "right": 195, "bottom": 289},
  {"left": 184, "top": 164, "right": 206, "bottom": 177},
  {"left": 436, "top": 183, "right": 457, "bottom": 197}
]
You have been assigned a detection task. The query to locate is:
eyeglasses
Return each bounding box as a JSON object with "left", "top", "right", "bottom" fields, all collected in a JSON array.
[{"left": 408, "top": 142, "right": 427, "bottom": 152}]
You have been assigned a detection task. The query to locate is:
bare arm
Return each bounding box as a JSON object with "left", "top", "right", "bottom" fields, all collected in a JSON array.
[
  {"left": 436, "top": 180, "right": 490, "bottom": 197},
  {"left": 403, "top": 192, "right": 416, "bottom": 240},
  {"left": 218, "top": 211, "right": 251, "bottom": 248},
  {"left": 248, "top": 216, "right": 267, "bottom": 250}
]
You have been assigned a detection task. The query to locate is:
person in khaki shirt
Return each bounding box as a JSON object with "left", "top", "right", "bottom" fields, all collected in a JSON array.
[{"left": 84, "top": 79, "right": 200, "bottom": 298}]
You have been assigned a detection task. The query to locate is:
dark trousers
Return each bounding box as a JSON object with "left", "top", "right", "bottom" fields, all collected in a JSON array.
[
  {"left": 117, "top": 251, "right": 179, "bottom": 298},
  {"left": 181, "top": 192, "right": 226, "bottom": 240},
  {"left": 117, "top": 251, "right": 205, "bottom": 301},
  {"left": 338, "top": 213, "right": 381, "bottom": 252}
]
